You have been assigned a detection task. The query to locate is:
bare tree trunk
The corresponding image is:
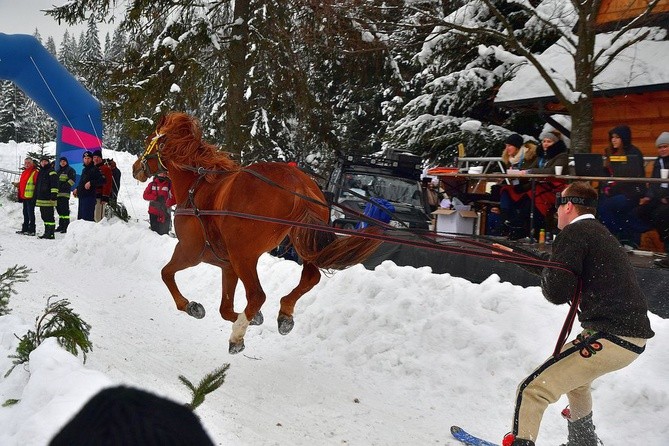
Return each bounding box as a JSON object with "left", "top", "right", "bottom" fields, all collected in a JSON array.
[{"left": 225, "top": 0, "right": 251, "bottom": 158}]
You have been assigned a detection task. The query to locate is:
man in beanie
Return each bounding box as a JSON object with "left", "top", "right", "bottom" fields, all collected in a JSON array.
[
  {"left": 637, "top": 131, "right": 669, "bottom": 267},
  {"left": 73, "top": 150, "right": 103, "bottom": 222},
  {"left": 92, "top": 149, "right": 113, "bottom": 222},
  {"left": 49, "top": 386, "right": 214, "bottom": 446},
  {"left": 34, "top": 156, "right": 59, "bottom": 239},
  {"left": 55, "top": 156, "right": 76, "bottom": 233}
]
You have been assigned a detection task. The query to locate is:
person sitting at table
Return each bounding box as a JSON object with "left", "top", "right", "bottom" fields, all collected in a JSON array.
[
  {"left": 598, "top": 124, "right": 648, "bottom": 248},
  {"left": 636, "top": 132, "right": 669, "bottom": 266},
  {"left": 509, "top": 130, "right": 570, "bottom": 233},
  {"left": 494, "top": 133, "right": 539, "bottom": 239}
]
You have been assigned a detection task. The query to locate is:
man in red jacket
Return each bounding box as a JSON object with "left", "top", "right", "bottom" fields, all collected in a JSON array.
[
  {"left": 143, "top": 172, "right": 176, "bottom": 235},
  {"left": 92, "top": 149, "right": 113, "bottom": 222}
]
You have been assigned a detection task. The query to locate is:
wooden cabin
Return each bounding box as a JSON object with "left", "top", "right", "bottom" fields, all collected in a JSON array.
[{"left": 495, "top": 0, "right": 669, "bottom": 162}]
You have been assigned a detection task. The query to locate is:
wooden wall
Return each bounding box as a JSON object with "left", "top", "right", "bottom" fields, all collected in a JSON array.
[
  {"left": 597, "top": 0, "right": 669, "bottom": 25},
  {"left": 591, "top": 90, "right": 669, "bottom": 173}
]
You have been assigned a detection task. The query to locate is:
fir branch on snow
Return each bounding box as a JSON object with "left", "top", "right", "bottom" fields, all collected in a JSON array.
[
  {"left": 5, "top": 296, "right": 93, "bottom": 378},
  {"left": 2, "top": 399, "right": 19, "bottom": 407},
  {"left": 0, "top": 265, "right": 32, "bottom": 316},
  {"left": 178, "top": 364, "right": 231, "bottom": 410}
]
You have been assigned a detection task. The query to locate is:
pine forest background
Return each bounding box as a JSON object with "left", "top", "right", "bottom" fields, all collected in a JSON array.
[{"left": 1, "top": 1, "right": 573, "bottom": 175}]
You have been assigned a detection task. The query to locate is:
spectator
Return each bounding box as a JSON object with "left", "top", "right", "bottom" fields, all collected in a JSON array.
[
  {"left": 49, "top": 386, "right": 214, "bottom": 446},
  {"left": 55, "top": 156, "right": 76, "bottom": 233},
  {"left": 73, "top": 151, "right": 103, "bottom": 222},
  {"left": 513, "top": 130, "right": 570, "bottom": 233},
  {"left": 143, "top": 172, "right": 176, "bottom": 235},
  {"left": 92, "top": 149, "right": 113, "bottom": 222},
  {"left": 598, "top": 125, "right": 648, "bottom": 247},
  {"left": 637, "top": 132, "right": 669, "bottom": 267},
  {"left": 34, "top": 156, "right": 58, "bottom": 239},
  {"left": 108, "top": 158, "right": 122, "bottom": 203},
  {"left": 496, "top": 133, "right": 539, "bottom": 239},
  {"left": 498, "top": 182, "right": 654, "bottom": 446},
  {"left": 14, "top": 157, "right": 38, "bottom": 236}
]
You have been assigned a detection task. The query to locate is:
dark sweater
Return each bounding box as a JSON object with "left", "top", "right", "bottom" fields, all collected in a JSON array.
[{"left": 541, "top": 218, "right": 654, "bottom": 339}]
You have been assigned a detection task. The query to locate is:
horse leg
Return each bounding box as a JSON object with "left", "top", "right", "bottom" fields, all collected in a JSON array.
[
  {"left": 219, "top": 263, "right": 264, "bottom": 325},
  {"left": 228, "top": 264, "right": 267, "bottom": 354},
  {"left": 161, "top": 244, "right": 205, "bottom": 319},
  {"left": 219, "top": 263, "right": 239, "bottom": 323},
  {"left": 277, "top": 262, "right": 321, "bottom": 335}
]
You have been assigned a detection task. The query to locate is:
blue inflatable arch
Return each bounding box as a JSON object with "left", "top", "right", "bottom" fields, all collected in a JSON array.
[{"left": 0, "top": 33, "right": 103, "bottom": 176}]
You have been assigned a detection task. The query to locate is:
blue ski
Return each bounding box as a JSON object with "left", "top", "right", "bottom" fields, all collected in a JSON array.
[{"left": 451, "top": 426, "right": 500, "bottom": 446}]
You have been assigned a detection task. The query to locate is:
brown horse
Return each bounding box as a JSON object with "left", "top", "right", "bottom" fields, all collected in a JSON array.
[{"left": 132, "top": 112, "right": 381, "bottom": 354}]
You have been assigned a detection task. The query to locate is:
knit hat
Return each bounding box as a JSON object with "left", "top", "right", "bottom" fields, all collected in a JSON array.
[
  {"left": 82, "top": 150, "right": 93, "bottom": 158},
  {"left": 539, "top": 131, "right": 559, "bottom": 143},
  {"left": 92, "top": 149, "right": 103, "bottom": 158},
  {"left": 59, "top": 156, "right": 68, "bottom": 162},
  {"left": 656, "top": 132, "right": 669, "bottom": 147},
  {"left": 49, "top": 386, "right": 215, "bottom": 446},
  {"left": 504, "top": 133, "right": 524, "bottom": 149},
  {"left": 40, "top": 155, "right": 50, "bottom": 162}
]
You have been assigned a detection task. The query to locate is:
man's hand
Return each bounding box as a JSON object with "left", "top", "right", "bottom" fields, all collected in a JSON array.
[
  {"left": 73, "top": 188, "right": 78, "bottom": 198},
  {"left": 84, "top": 181, "right": 91, "bottom": 190}
]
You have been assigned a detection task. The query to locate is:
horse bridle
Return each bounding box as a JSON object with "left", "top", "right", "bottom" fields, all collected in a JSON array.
[{"left": 135, "top": 133, "right": 169, "bottom": 177}]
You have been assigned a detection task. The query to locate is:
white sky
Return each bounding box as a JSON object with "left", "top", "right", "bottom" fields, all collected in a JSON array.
[
  {"left": 0, "top": 142, "right": 667, "bottom": 445},
  {"left": 0, "top": 0, "right": 117, "bottom": 46}
]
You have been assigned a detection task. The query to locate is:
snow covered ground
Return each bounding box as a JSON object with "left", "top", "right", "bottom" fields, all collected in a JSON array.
[{"left": 0, "top": 141, "right": 667, "bottom": 445}]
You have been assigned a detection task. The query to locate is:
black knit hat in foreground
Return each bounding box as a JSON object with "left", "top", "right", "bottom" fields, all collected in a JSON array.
[
  {"left": 504, "top": 133, "right": 524, "bottom": 149},
  {"left": 49, "top": 386, "right": 215, "bottom": 446}
]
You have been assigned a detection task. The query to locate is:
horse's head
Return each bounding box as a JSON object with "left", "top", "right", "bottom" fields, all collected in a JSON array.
[{"left": 132, "top": 117, "right": 169, "bottom": 182}]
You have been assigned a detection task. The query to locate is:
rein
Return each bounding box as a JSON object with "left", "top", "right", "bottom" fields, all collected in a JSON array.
[{"left": 141, "top": 133, "right": 582, "bottom": 358}]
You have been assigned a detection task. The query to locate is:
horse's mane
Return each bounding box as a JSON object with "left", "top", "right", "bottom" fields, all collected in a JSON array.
[{"left": 158, "top": 112, "right": 238, "bottom": 181}]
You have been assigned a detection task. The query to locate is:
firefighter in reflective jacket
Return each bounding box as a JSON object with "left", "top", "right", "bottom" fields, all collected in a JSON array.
[
  {"left": 56, "top": 156, "right": 76, "bottom": 233},
  {"left": 35, "top": 156, "right": 59, "bottom": 239},
  {"left": 14, "top": 157, "right": 38, "bottom": 235}
]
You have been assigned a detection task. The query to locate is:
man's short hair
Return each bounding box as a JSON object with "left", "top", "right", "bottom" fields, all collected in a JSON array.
[{"left": 564, "top": 181, "right": 598, "bottom": 215}]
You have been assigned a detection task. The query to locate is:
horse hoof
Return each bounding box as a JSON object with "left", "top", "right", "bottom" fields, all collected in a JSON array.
[
  {"left": 186, "top": 301, "right": 206, "bottom": 319},
  {"left": 229, "top": 340, "right": 245, "bottom": 354},
  {"left": 277, "top": 315, "right": 294, "bottom": 335},
  {"left": 250, "top": 310, "right": 264, "bottom": 326}
]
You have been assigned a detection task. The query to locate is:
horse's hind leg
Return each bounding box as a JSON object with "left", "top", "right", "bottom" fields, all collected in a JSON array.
[
  {"left": 228, "top": 260, "right": 267, "bottom": 354},
  {"left": 277, "top": 262, "right": 321, "bottom": 335},
  {"left": 162, "top": 244, "right": 205, "bottom": 319}
]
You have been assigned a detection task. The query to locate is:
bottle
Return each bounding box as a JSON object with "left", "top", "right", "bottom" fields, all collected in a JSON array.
[{"left": 539, "top": 229, "right": 546, "bottom": 244}]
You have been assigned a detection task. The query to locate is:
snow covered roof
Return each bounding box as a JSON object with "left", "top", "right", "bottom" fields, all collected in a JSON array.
[{"left": 495, "top": 27, "right": 669, "bottom": 105}]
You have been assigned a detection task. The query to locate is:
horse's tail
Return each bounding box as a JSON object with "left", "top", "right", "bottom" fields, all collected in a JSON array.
[{"left": 290, "top": 214, "right": 382, "bottom": 270}]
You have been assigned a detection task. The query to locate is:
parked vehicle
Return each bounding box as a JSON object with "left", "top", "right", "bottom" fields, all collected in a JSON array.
[{"left": 324, "top": 153, "right": 431, "bottom": 230}]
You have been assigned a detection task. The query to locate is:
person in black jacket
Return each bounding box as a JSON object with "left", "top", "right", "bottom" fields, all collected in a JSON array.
[
  {"left": 35, "top": 156, "right": 59, "bottom": 239},
  {"left": 55, "top": 156, "right": 76, "bottom": 233},
  {"left": 598, "top": 125, "right": 649, "bottom": 247},
  {"left": 637, "top": 132, "right": 669, "bottom": 267},
  {"left": 73, "top": 151, "right": 103, "bottom": 222},
  {"left": 498, "top": 182, "right": 654, "bottom": 446}
]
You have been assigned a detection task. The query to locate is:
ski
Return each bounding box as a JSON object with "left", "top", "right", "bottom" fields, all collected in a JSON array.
[{"left": 450, "top": 426, "right": 500, "bottom": 446}]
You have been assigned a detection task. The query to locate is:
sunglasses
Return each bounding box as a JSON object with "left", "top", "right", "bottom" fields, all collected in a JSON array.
[{"left": 555, "top": 193, "right": 598, "bottom": 209}]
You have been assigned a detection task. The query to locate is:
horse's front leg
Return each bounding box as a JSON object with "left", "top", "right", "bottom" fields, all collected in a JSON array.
[
  {"left": 219, "top": 263, "right": 239, "bottom": 322},
  {"left": 278, "top": 262, "right": 321, "bottom": 335},
  {"left": 161, "top": 243, "right": 205, "bottom": 319}
]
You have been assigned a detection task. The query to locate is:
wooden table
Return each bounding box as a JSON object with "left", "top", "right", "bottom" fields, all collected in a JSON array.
[{"left": 436, "top": 172, "right": 669, "bottom": 240}]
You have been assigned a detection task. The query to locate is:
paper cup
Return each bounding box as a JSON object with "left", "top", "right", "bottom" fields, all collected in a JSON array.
[
  {"left": 554, "top": 166, "right": 563, "bottom": 175},
  {"left": 661, "top": 168, "right": 669, "bottom": 179}
]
